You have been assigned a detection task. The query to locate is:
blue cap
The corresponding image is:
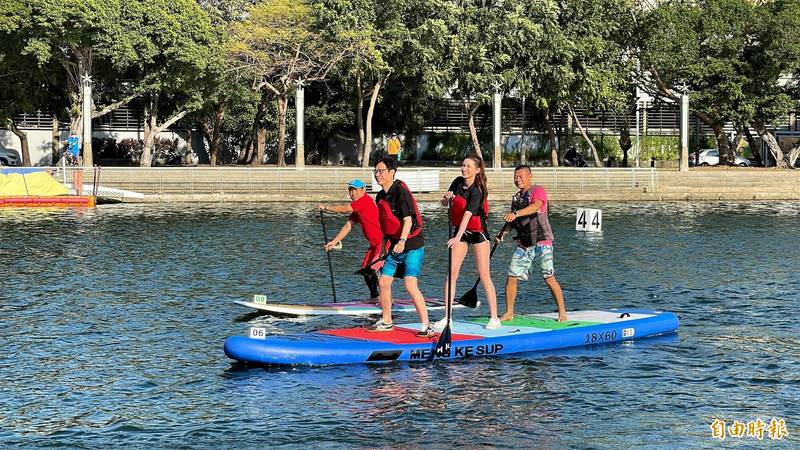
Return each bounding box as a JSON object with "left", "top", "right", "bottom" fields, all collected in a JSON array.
[{"left": 348, "top": 179, "right": 366, "bottom": 189}]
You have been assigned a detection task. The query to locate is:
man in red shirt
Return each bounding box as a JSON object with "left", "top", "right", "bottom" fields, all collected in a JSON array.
[{"left": 318, "top": 179, "right": 385, "bottom": 300}]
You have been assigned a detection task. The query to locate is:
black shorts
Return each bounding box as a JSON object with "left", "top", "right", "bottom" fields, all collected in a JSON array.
[{"left": 461, "top": 230, "right": 489, "bottom": 245}]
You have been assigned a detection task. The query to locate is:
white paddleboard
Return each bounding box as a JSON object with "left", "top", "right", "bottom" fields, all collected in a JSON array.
[{"left": 234, "top": 294, "right": 475, "bottom": 316}]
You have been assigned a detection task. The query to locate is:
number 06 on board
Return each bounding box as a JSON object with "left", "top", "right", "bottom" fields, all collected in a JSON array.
[{"left": 576, "top": 208, "right": 602, "bottom": 232}]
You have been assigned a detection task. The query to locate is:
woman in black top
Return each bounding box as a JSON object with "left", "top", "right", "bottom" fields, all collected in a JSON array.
[{"left": 436, "top": 155, "right": 500, "bottom": 330}]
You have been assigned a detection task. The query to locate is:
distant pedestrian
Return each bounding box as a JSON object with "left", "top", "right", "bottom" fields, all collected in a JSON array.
[{"left": 387, "top": 133, "right": 401, "bottom": 161}]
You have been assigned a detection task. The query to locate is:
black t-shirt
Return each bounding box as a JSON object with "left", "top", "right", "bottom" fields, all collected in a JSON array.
[
  {"left": 375, "top": 180, "right": 424, "bottom": 251},
  {"left": 448, "top": 177, "right": 485, "bottom": 217}
]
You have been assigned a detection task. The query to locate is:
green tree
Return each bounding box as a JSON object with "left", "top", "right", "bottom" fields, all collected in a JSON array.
[
  {"left": 195, "top": 0, "right": 260, "bottom": 166},
  {"left": 518, "top": 0, "right": 633, "bottom": 167},
  {"left": 10, "top": 0, "right": 142, "bottom": 166},
  {"left": 636, "top": 0, "right": 800, "bottom": 167},
  {"left": 123, "top": 0, "right": 216, "bottom": 166},
  {"left": 443, "top": 0, "right": 526, "bottom": 155},
  {"left": 228, "top": 0, "right": 346, "bottom": 166}
]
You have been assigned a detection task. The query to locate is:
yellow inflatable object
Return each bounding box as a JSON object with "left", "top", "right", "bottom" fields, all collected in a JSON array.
[{"left": 0, "top": 172, "right": 70, "bottom": 196}]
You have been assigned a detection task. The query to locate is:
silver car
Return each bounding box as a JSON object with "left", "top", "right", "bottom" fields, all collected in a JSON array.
[{"left": 0, "top": 147, "right": 21, "bottom": 166}]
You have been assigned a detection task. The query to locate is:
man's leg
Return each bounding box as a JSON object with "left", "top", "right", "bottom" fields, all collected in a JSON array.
[
  {"left": 501, "top": 276, "right": 518, "bottom": 321},
  {"left": 378, "top": 275, "right": 394, "bottom": 324},
  {"left": 501, "top": 246, "right": 532, "bottom": 321},
  {"left": 403, "top": 276, "right": 429, "bottom": 326},
  {"left": 537, "top": 244, "right": 567, "bottom": 322},
  {"left": 545, "top": 276, "right": 567, "bottom": 322},
  {"left": 364, "top": 271, "right": 380, "bottom": 300},
  {"left": 401, "top": 248, "right": 429, "bottom": 326}
]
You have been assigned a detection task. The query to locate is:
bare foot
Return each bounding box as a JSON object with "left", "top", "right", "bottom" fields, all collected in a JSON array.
[
  {"left": 557, "top": 314, "right": 568, "bottom": 322},
  {"left": 500, "top": 312, "right": 514, "bottom": 321}
]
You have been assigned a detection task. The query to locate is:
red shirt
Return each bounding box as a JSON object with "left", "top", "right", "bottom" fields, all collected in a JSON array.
[{"left": 350, "top": 193, "right": 383, "bottom": 245}]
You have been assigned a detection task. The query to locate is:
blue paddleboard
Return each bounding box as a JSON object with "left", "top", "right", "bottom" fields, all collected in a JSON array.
[{"left": 224, "top": 309, "right": 679, "bottom": 366}]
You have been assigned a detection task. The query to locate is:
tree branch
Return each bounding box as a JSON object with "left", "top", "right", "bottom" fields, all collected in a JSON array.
[
  {"left": 155, "top": 109, "right": 192, "bottom": 134},
  {"left": 92, "top": 92, "right": 141, "bottom": 118}
]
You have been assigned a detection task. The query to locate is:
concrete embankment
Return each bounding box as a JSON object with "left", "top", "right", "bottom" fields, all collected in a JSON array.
[{"left": 80, "top": 166, "right": 800, "bottom": 202}]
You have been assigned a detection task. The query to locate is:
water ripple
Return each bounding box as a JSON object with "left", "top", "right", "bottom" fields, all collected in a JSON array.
[{"left": 2, "top": 202, "right": 799, "bottom": 448}]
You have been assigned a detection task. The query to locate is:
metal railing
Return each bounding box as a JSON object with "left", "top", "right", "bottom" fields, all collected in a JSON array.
[{"left": 45, "top": 166, "right": 658, "bottom": 198}]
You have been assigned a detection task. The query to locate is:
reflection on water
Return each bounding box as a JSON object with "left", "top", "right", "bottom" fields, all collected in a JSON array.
[{"left": 2, "top": 202, "right": 800, "bottom": 447}]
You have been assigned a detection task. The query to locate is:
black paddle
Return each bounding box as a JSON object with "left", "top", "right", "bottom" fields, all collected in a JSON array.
[
  {"left": 320, "top": 209, "right": 338, "bottom": 303},
  {"left": 455, "top": 227, "right": 508, "bottom": 308},
  {"left": 354, "top": 240, "right": 405, "bottom": 279},
  {"left": 434, "top": 199, "right": 454, "bottom": 359},
  {"left": 353, "top": 252, "right": 388, "bottom": 276}
]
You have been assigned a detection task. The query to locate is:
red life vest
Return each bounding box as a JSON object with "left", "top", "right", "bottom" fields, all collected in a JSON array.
[
  {"left": 449, "top": 192, "right": 489, "bottom": 232},
  {"left": 377, "top": 180, "right": 423, "bottom": 240}
]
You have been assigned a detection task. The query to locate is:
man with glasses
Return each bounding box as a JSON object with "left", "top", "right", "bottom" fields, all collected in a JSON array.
[{"left": 369, "top": 157, "right": 433, "bottom": 336}]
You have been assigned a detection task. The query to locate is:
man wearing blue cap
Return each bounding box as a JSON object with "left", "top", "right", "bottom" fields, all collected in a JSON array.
[{"left": 318, "top": 179, "right": 385, "bottom": 300}]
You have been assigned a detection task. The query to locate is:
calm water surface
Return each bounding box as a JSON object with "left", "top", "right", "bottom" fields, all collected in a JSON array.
[{"left": 1, "top": 201, "right": 799, "bottom": 448}]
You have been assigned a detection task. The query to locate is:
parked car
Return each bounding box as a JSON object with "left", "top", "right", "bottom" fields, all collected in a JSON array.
[
  {"left": 0, "top": 147, "right": 21, "bottom": 166},
  {"left": 689, "top": 149, "right": 751, "bottom": 166}
]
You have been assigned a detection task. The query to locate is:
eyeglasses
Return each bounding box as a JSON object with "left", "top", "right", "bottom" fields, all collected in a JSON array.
[{"left": 373, "top": 168, "right": 389, "bottom": 174}]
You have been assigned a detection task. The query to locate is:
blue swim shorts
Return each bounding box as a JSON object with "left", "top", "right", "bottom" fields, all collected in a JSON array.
[
  {"left": 381, "top": 247, "right": 425, "bottom": 278},
  {"left": 507, "top": 244, "right": 555, "bottom": 281}
]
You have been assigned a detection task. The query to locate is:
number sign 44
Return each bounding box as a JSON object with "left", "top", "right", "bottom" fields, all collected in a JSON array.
[{"left": 576, "top": 208, "right": 602, "bottom": 232}]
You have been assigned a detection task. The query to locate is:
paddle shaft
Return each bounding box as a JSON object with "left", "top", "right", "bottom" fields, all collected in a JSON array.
[
  {"left": 463, "top": 227, "right": 507, "bottom": 292},
  {"left": 320, "top": 209, "right": 338, "bottom": 303}
]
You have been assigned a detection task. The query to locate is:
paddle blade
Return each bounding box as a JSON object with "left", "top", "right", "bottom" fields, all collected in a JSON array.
[
  {"left": 456, "top": 287, "right": 479, "bottom": 308},
  {"left": 434, "top": 324, "right": 452, "bottom": 359},
  {"left": 353, "top": 267, "right": 372, "bottom": 276}
]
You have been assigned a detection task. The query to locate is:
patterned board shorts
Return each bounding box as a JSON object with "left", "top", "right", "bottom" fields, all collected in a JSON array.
[{"left": 507, "top": 244, "right": 555, "bottom": 281}]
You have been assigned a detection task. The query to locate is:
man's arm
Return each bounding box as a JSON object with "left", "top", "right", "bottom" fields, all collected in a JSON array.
[
  {"left": 504, "top": 200, "right": 544, "bottom": 222},
  {"left": 324, "top": 220, "right": 354, "bottom": 251},
  {"left": 318, "top": 203, "right": 353, "bottom": 214},
  {"left": 392, "top": 217, "right": 413, "bottom": 253}
]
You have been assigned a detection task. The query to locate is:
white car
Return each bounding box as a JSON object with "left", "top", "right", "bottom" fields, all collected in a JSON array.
[
  {"left": 689, "top": 149, "right": 751, "bottom": 166},
  {"left": 0, "top": 147, "right": 21, "bottom": 166}
]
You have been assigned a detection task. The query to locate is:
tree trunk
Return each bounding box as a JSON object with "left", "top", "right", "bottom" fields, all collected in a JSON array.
[
  {"left": 710, "top": 122, "right": 734, "bottom": 165},
  {"left": 249, "top": 91, "right": 269, "bottom": 165},
  {"left": 569, "top": 106, "right": 603, "bottom": 167},
  {"left": 210, "top": 101, "right": 226, "bottom": 166},
  {"left": 743, "top": 126, "right": 763, "bottom": 167},
  {"left": 556, "top": 110, "right": 566, "bottom": 163},
  {"left": 544, "top": 106, "right": 559, "bottom": 166},
  {"left": 141, "top": 96, "right": 157, "bottom": 167},
  {"left": 10, "top": 122, "right": 31, "bottom": 166},
  {"left": 201, "top": 121, "right": 213, "bottom": 161},
  {"left": 140, "top": 93, "right": 191, "bottom": 167},
  {"left": 63, "top": 47, "right": 90, "bottom": 159},
  {"left": 787, "top": 144, "right": 800, "bottom": 168},
  {"left": 51, "top": 115, "right": 60, "bottom": 164},
  {"left": 255, "top": 128, "right": 266, "bottom": 165},
  {"left": 362, "top": 78, "right": 383, "bottom": 168},
  {"left": 751, "top": 121, "right": 787, "bottom": 168},
  {"left": 618, "top": 118, "right": 632, "bottom": 168},
  {"left": 356, "top": 76, "right": 365, "bottom": 161},
  {"left": 462, "top": 99, "right": 481, "bottom": 155},
  {"left": 277, "top": 95, "right": 288, "bottom": 167}
]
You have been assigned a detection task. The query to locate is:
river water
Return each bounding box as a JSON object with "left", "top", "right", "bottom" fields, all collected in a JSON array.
[{"left": 1, "top": 201, "right": 798, "bottom": 448}]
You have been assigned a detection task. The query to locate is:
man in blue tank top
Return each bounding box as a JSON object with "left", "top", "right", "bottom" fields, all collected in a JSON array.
[{"left": 496, "top": 165, "right": 567, "bottom": 322}]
